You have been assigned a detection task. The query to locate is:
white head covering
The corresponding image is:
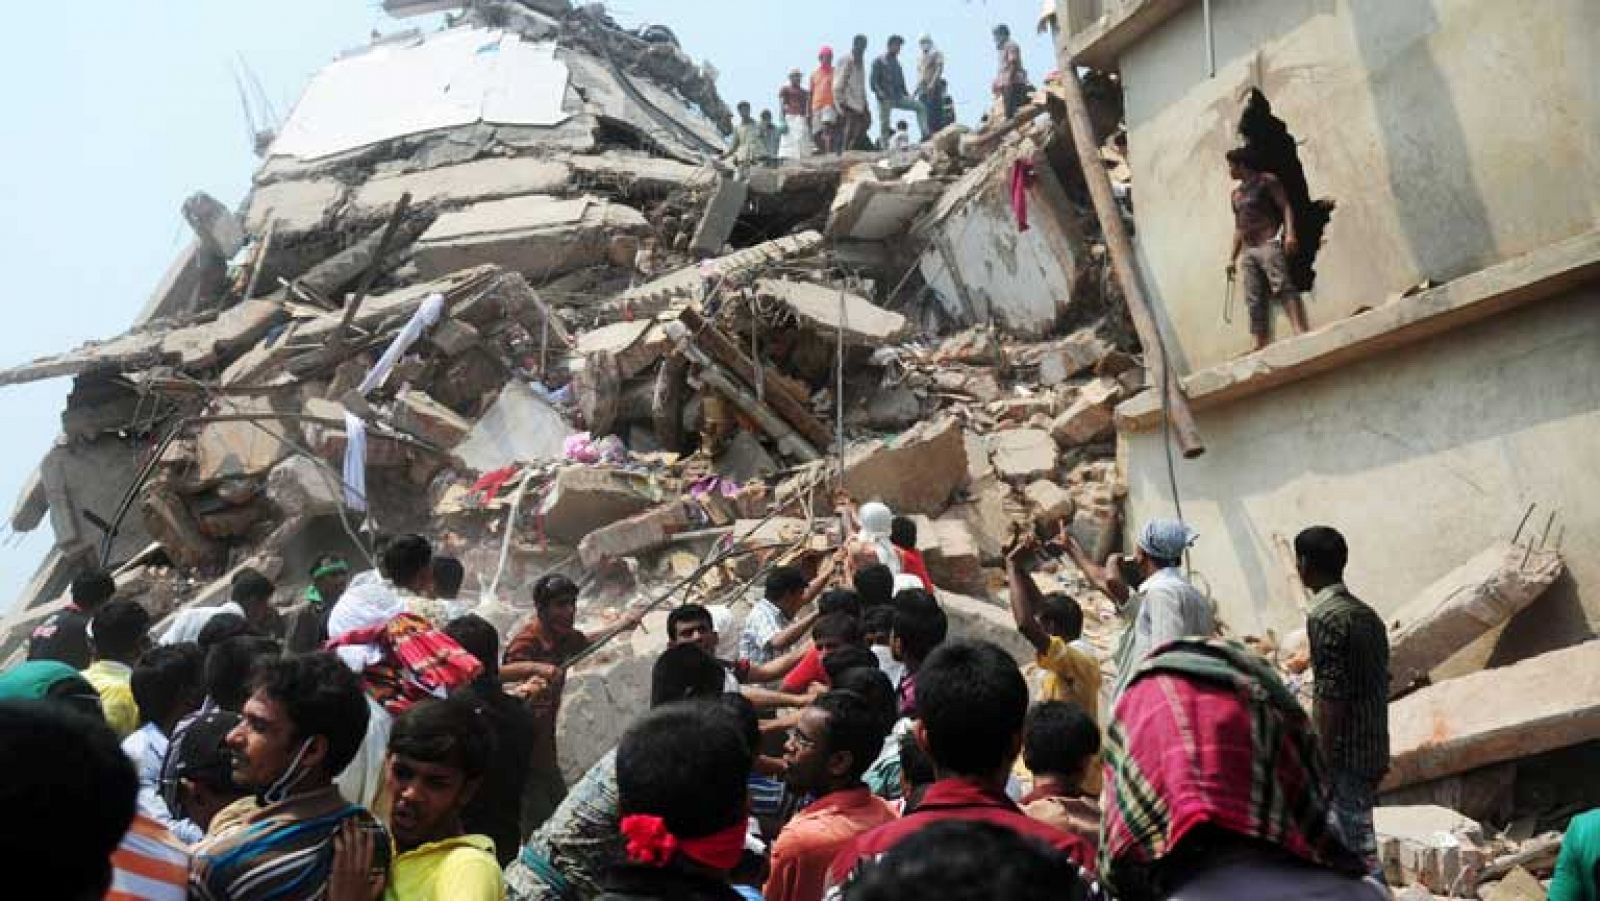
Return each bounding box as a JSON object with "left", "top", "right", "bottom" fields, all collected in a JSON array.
[
  {"left": 1136, "top": 519, "right": 1198, "bottom": 562},
  {"left": 894, "top": 573, "right": 926, "bottom": 595},
  {"left": 859, "top": 502, "right": 893, "bottom": 537}
]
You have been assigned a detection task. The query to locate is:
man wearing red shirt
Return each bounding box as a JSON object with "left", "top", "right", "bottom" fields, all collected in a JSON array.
[
  {"left": 825, "top": 641, "right": 1096, "bottom": 894},
  {"left": 889, "top": 517, "right": 935, "bottom": 593}
]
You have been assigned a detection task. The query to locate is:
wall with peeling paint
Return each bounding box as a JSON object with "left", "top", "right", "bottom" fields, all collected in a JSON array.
[{"left": 1111, "top": 0, "right": 1600, "bottom": 371}]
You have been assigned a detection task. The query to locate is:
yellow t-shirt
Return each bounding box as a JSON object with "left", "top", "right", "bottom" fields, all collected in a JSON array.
[
  {"left": 1027, "top": 636, "right": 1104, "bottom": 796},
  {"left": 385, "top": 834, "right": 504, "bottom": 901},
  {"left": 82, "top": 660, "right": 139, "bottom": 739}
]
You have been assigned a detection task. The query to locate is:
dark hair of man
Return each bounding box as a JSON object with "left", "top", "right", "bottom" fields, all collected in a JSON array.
[
  {"left": 251, "top": 652, "right": 370, "bottom": 776},
  {"left": 431, "top": 556, "right": 465, "bottom": 600},
  {"left": 1038, "top": 593, "right": 1084, "bottom": 642},
  {"left": 0, "top": 700, "right": 138, "bottom": 900},
  {"left": 891, "top": 589, "right": 948, "bottom": 662},
  {"left": 71, "top": 568, "right": 118, "bottom": 612},
  {"left": 822, "top": 645, "right": 879, "bottom": 683},
  {"left": 845, "top": 820, "right": 1094, "bottom": 901},
  {"left": 197, "top": 612, "right": 257, "bottom": 650},
  {"left": 1022, "top": 700, "right": 1100, "bottom": 777},
  {"left": 132, "top": 643, "right": 204, "bottom": 726},
  {"left": 818, "top": 588, "right": 862, "bottom": 620},
  {"left": 91, "top": 599, "right": 151, "bottom": 661},
  {"left": 862, "top": 605, "right": 895, "bottom": 642},
  {"left": 889, "top": 516, "right": 917, "bottom": 551},
  {"left": 715, "top": 691, "right": 761, "bottom": 754},
  {"left": 830, "top": 666, "right": 896, "bottom": 734},
  {"left": 204, "top": 636, "right": 281, "bottom": 711},
  {"left": 389, "top": 695, "right": 495, "bottom": 780},
  {"left": 230, "top": 568, "right": 274, "bottom": 607},
  {"left": 1225, "top": 145, "right": 1264, "bottom": 172},
  {"left": 1294, "top": 526, "right": 1348, "bottom": 581},
  {"left": 443, "top": 614, "right": 499, "bottom": 681},
  {"left": 617, "top": 702, "right": 751, "bottom": 841},
  {"left": 916, "top": 641, "right": 1028, "bottom": 776},
  {"left": 853, "top": 565, "right": 894, "bottom": 608},
  {"left": 533, "top": 573, "right": 579, "bottom": 610},
  {"left": 814, "top": 690, "right": 887, "bottom": 783},
  {"left": 765, "top": 565, "right": 807, "bottom": 603},
  {"left": 666, "top": 603, "right": 714, "bottom": 639},
  {"left": 898, "top": 734, "right": 936, "bottom": 812},
  {"left": 651, "top": 643, "right": 726, "bottom": 708},
  {"left": 384, "top": 533, "right": 433, "bottom": 588},
  {"left": 814, "top": 612, "right": 863, "bottom": 647},
  {"left": 888, "top": 34, "right": 904, "bottom": 47}
]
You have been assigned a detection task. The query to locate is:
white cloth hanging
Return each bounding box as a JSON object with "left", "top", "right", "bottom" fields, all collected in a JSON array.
[
  {"left": 342, "top": 411, "right": 369, "bottom": 512},
  {"left": 357, "top": 292, "right": 445, "bottom": 396}
]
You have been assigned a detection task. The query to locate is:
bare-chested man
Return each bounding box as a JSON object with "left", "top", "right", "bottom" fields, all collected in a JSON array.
[{"left": 1227, "top": 146, "right": 1309, "bottom": 350}]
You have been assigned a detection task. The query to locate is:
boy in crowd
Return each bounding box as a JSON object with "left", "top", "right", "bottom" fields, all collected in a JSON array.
[
  {"left": 85, "top": 598, "right": 153, "bottom": 738},
  {"left": 888, "top": 589, "right": 946, "bottom": 717},
  {"left": 1019, "top": 701, "right": 1102, "bottom": 853},
  {"left": 446, "top": 614, "right": 537, "bottom": 866},
  {"left": 125, "top": 643, "right": 206, "bottom": 842},
  {"left": 28, "top": 566, "right": 117, "bottom": 669}
]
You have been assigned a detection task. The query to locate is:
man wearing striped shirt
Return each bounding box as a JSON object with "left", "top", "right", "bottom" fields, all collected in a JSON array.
[{"left": 1298, "top": 526, "right": 1390, "bottom": 882}]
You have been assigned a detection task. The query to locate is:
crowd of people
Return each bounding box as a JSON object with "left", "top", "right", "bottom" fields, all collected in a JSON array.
[
  {"left": 6, "top": 501, "right": 1600, "bottom": 900},
  {"left": 724, "top": 24, "right": 1032, "bottom": 166}
]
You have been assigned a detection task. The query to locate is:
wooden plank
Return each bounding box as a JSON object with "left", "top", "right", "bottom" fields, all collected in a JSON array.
[{"left": 678, "top": 307, "right": 834, "bottom": 451}]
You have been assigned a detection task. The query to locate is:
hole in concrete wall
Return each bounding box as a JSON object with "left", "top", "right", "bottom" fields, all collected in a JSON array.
[{"left": 1237, "top": 88, "right": 1336, "bottom": 292}]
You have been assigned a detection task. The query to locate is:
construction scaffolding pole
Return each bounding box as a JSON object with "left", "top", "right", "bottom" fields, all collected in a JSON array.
[{"left": 1058, "top": 66, "right": 1205, "bottom": 458}]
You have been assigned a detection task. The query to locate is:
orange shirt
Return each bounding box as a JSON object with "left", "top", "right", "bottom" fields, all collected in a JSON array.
[
  {"left": 766, "top": 787, "right": 896, "bottom": 901},
  {"left": 810, "top": 65, "right": 836, "bottom": 113}
]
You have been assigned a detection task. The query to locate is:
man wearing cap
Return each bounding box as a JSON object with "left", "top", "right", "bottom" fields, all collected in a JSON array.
[
  {"left": 778, "top": 68, "right": 811, "bottom": 159},
  {"left": 283, "top": 554, "right": 351, "bottom": 654},
  {"left": 160, "top": 708, "right": 252, "bottom": 839},
  {"left": 810, "top": 46, "right": 839, "bottom": 154},
  {"left": 1060, "top": 518, "right": 1215, "bottom": 698}
]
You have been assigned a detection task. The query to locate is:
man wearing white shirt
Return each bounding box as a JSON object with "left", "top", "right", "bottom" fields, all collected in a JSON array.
[{"left": 159, "top": 568, "right": 279, "bottom": 645}]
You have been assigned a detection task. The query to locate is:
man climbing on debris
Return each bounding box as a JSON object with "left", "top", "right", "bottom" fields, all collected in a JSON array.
[
  {"left": 1227, "top": 145, "right": 1310, "bottom": 350},
  {"left": 871, "top": 35, "right": 927, "bottom": 144},
  {"left": 835, "top": 35, "right": 872, "bottom": 154},
  {"left": 1297, "top": 526, "right": 1389, "bottom": 884},
  {"left": 991, "top": 24, "right": 1030, "bottom": 120},
  {"left": 779, "top": 69, "right": 812, "bottom": 160},
  {"left": 1058, "top": 518, "right": 1214, "bottom": 699},
  {"left": 739, "top": 562, "right": 835, "bottom": 670},
  {"left": 810, "top": 47, "right": 839, "bottom": 155},
  {"left": 503, "top": 574, "right": 644, "bottom": 838}
]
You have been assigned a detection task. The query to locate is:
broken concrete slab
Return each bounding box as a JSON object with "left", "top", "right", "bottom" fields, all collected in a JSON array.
[
  {"left": 842, "top": 415, "right": 967, "bottom": 516},
  {"left": 1037, "top": 329, "right": 1113, "bottom": 387},
  {"left": 539, "top": 467, "right": 667, "bottom": 545},
  {"left": 962, "top": 431, "right": 995, "bottom": 485},
  {"left": 1024, "top": 479, "right": 1075, "bottom": 527},
  {"left": 946, "top": 474, "right": 1015, "bottom": 564},
  {"left": 10, "top": 467, "right": 46, "bottom": 534},
  {"left": 183, "top": 192, "right": 246, "bottom": 260},
  {"left": 411, "top": 194, "right": 648, "bottom": 280},
  {"left": 453, "top": 380, "right": 574, "bottom": 474},
  {"left": 714, "top": 431, "right": 779, "bottom": 484},
  {"left": 1376, "top": 805, "right": 1486, "bottom": 893},
  {"left": 942, "top": 591, "right": 1040, "bottom": 666},
  {"left": 243, "top": 178, "right": 347, "bottom": 237},
  {"left": 576, "top": 319, "right": 668, "bottom": 380},
  {"left": 849, "top": 383, "right": 922, "bottom": 431},
  {"left": 606, "top": 230, "right": 824, "bottom": 316},
  {"left": 1050, "top": 377, "right": 1122, "bottom": 447},
  {"left": 826, "top": 167, "right": 945, "bottom": 241},
  {"left": 1388, "top": 543, "right": 1565, "bottom": 697},
  {"left": 195, "top": 396, "right": 291, "bottom": 482},
  {"left": 264, "top": 455, "right": 342, "bottom": 518},
  {"left": 347, "top": 156, "right": 573, "bottom": 219},
  {"left": 756, "top": 279, "right": 910, "bottom": 346},
  {"left": 690, "top": 176, "right": 747, "bottom": 257},
  {"left": 924, "top": 518, "right": 986, "bottom": 596},
  {"left": 392, "top": 388, "right": 472, "bottom": 448},
  {"left": 1384, "top": 639, "right": 1600, "bottom": 791},
  {"left": 1486, "top": 867, "right": 1547, "bottom": 901},
  {"left": 988, "top": 428, "right": 1058, "bottom": 482},
  {"left": 577, "top": 499, "right": 695, "bottom": 569},
  {"left": 567, "top": 152, "right": 705, "bottom": 195}
]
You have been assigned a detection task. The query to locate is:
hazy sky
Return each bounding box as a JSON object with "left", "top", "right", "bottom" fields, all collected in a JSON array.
[{"left": 0, "top": 0, "right": 1058, "bottom": 610}]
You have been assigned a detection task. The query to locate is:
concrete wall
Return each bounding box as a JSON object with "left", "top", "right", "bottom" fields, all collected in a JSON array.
[
  {"left": 1117, "top": 0, "right": 1600, "bottom": 370},
  {"left": 1121, "top": 287, "right": 1600, "bottom": 663}
]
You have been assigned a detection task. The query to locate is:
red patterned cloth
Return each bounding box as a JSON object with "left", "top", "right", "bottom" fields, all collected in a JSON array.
[{"left": 326, "top": 613, "right": 482, "bottom": 715}]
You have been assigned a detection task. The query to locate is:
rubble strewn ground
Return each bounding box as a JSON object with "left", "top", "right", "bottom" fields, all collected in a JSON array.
[{"left": 0, "top": 4, "right": 1591, "bottom": 897}]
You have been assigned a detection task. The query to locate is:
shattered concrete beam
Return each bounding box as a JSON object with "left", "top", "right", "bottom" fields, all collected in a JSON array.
[
  {"left": 663, "top": 320, "right": 822, "bottom": 462},
  {"left": 1388, "top": 543, "right": 1565, "bottom": 698},
  {"left": 603, "top": 230, "right": 824, "bottom": 317},
  {"left": 755, "top": 279, "right": 910, "bottom": 346},
  {"left": 677, "top": 308, "right": 834, "bottom": 451},
  {"left": 1383, "top": 639, "right": 1600, "bottom": 792}
]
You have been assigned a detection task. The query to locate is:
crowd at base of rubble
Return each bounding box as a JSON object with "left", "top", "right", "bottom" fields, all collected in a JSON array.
[{"left": 6, "top": 477, "right": 1593, "bottom": 901}]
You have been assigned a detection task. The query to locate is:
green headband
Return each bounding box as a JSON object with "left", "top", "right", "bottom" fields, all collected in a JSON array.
[{"left": 311, "top": 560, "right": 350, "bottom": 580}]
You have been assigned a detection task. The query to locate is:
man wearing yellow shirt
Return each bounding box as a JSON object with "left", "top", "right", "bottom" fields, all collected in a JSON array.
[
  {"left": 381, "top": 694, "right": 505, "bottom": 900},
  {"left": 83, "top": 598, "right": 152, "bottom": 739},
  {"left": 1006, "top": 531, "right": 1103, "bottom": 795}
]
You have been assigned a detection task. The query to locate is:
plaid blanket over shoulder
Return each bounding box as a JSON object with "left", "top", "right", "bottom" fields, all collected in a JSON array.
[{"left": 1099, "top": 638, "right": 1363, "bottom": 891}]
